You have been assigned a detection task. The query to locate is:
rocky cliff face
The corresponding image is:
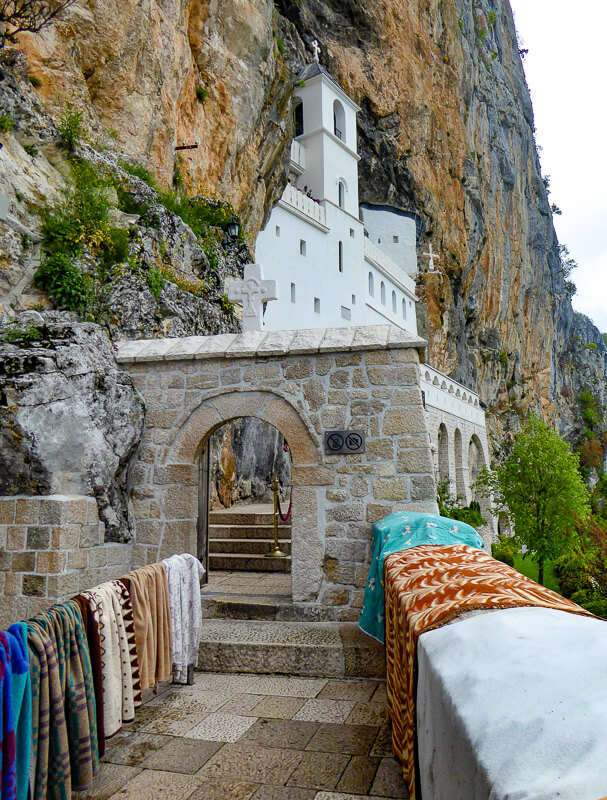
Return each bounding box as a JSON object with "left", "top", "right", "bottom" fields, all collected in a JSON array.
[{"left": 1, "top": 0, "right": 605, "bottom": 458}]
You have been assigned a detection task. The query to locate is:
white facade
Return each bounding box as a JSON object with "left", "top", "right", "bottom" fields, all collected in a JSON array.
[
  {"left": 360, "top": 204, "right": 419, "bottom": 276},
  {"left": 256, "top": 63, "right": 418, "bottom": 335}
]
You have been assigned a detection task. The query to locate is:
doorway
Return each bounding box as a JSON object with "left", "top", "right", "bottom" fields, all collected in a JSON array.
[{"left": 198, "top": 417, "right": 292, "bottom": 600}]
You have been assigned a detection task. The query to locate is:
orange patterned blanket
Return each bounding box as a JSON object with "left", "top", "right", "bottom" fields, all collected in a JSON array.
[{"left": 383, "top": 544, "right": 593, "bottom": 800}]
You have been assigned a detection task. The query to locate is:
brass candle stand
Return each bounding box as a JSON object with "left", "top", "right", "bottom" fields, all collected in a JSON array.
[{"left": 266, "top": 473, "right": 287, "bottom": 558}]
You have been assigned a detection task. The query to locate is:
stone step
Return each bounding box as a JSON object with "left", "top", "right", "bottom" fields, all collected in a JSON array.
[
  {"left": 208, "top": 524, "right": 292, "bottom": 540},
  {"left": 209, "top": 511, "right": 277, "bottom": 526},
  {"left": 209, "top": 553, "right": 291, "bottom": 573},
  {"left": 197, "top": 619, "right": 385, "bottom": 679},
  {"left": 209, "top": 538, "right": 292, "bottom": 555}
]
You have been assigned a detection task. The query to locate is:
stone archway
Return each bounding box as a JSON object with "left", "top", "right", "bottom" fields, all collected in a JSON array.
[
  {"left": 454, "top": 428, "right": 467, "bottom": 503},
  {"left": 154, "top": 390, "right": 320, "bottom": 602},
  {"left": 438, "top": 422, "right": 449, "bottom": 485}
]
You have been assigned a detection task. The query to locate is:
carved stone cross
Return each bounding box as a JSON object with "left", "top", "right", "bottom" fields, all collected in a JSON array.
[
  {"left": 311, "top": 39, "right": 321, "bottom": 62},
  {"left": 228, "top": 262, "right": 277, "bottom": 332},
  {"left": 422, "top": 243, "right": 440, "bottom": 272}
]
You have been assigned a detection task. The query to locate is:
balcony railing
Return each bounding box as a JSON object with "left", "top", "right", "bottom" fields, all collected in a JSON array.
[
  {"left": 280, "top": 183, "right": 327, "bottom": 226},
  {"left": 418, "top": 364, "right": 485, "bottom": 425},
  {"left": 363, "top": 239, "right": 416, "bottom": 294},
  {"left": 290, "top": 140, "right": 305, "bottom": 172}
]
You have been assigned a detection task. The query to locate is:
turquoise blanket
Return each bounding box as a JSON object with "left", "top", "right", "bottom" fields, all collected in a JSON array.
[{"left": 359, "top": 512, "right": 485, "bottom": 643}]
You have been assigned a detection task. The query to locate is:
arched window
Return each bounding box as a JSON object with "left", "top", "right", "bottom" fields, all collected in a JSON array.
[
  {"left": 402, "top": 298, "right": 407, "bottom": 319},
  {"left": 392, "top": 290, "right": 397, "bottom": 313},
  {"left": 368, "top": 272, "right": 374, "bottom": 296},
  {"left": 333, "top": 99, "right": 345, "bottom": 141},
  {"left": 380, "top": 282, "right": 386, "bottom": 305},
  {"left": 294, "top": 99, "right": 304, "bottom": 137},
  {"left": 338, "top": 181, "right": 345, "bottom": 209},
  {"left": 338, "top": 241, "right": 343, "bottom": 273}
]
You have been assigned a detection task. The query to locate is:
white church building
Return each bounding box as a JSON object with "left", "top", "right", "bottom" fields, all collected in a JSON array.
[{"left": 252, "top": 56, "right": 493, "bottom": 524}]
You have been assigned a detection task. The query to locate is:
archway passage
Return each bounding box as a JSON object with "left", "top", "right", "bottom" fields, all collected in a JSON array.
[{"left": 202, "top": 417, "right": 292, "bottom": 600}]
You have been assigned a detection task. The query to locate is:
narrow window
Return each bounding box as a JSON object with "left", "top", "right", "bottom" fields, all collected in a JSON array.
[
  {"left": 393, "top": 234, "right": 399, "bottom": 243},
  {"left": 392, "top": 290, "right": 397, "bottom": 313},
  {"left": 402, "top": 298, "right": 407, "bottom": 318},
  {"left": 338, "top": 241, "right": 344, "bottom": 273},
  {"left": 341, "top": 306, "right": 351, "bottom": 321},
  {"left": 381, "top": 282, "right": 386, "bottom": 305},
  {"left": 333, "top": 99, "right": 345, "bottom": 141},
  {"left": 314, "top": 297, "right": 320, "bottom": 313},
  {"left": 294, "top": 100, "right": 304, "bottom": 137},
  {"left": 368, "top": 272, "right": 374, "bottom": 296},
  {"left": 349, "top": 228, "right": 355, "bottom": 238},
  {"left": 275, "top": 225, "right": 280, "bottom": 237},
  {"left": 338, "top": 181, "right": 345, "bottom": 209},
  {"left": 291, "top": 283, "right": 296, "bottom": 303},
  {"left": 300, "top": 239, "right": 306, "bottom": 256},
  {"left": 352, "top": 294, "right": 356, "bottom": 305}
]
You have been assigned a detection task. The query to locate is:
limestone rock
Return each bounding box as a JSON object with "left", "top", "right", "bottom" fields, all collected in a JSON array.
[{"left": 0, "top": 312, "right": 144, "bottom": 541}]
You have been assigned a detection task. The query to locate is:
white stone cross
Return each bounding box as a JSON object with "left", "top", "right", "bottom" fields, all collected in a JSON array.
[
  {"left": 422, "top": 243, "right": 440, "bottom": 272},
  {"left": 228, "top": 262, "right": 277, "bottom": 332},
  {"left": 311, "top": 39, "right": 321, "bottom": 62}
]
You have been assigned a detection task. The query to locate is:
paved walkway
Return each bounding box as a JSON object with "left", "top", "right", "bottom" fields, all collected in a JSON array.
[{"left": 76, "top": 673, "right": 408, "bottom": 799}]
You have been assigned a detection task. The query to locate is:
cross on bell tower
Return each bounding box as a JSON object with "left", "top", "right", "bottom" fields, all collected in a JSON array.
[{"left": 227, "top": 262, "right": 278, "bottom": 332}]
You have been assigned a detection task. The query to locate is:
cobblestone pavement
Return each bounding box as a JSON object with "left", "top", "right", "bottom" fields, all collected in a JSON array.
[{"left": 75, "top": 673, "right": 408, "bottom": 800}]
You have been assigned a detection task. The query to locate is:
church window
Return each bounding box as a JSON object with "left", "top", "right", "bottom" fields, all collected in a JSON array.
[
  {"left": 368, "top": 272, "right": 374, "bottom": 296},
  {"left": 350, "top": 228, "right": 355, "bottom": 238},
  {"left": 314, "top": 297, "right": 320, "bottom": 313},
  {"left": 338, "top": 181, "right": 345, "bottom": 209},
  {"left": 393, "top": 235, "right": 399, "bottom": 243},
  {"left": 392, "top": 290, "right": 397, "bottom": 313},
  {"left": 291, "top": 283, "right": 296, "bottom": 303},
  {"left": 402, "top": 298, "right": 407, "bottom": 319},
  {"left": 294, "top": 100, "right": 304, "bottom": 137},
  {"left": 275, "top": 225, "right": 280, "bottom": 237},
  {"left": 341, "top": 306, "right": 351, "bottom": 320},
  {"left": 352, "top": 294, "right": 356, "bottom": 305},
  {"left": 338, "top": 241, "right": 344, "bottom": 272},
  {"left": 333, "top": 99, "right": 345, "bottom": 141},
  {"left": 380, "top": 281, "right": 386, "bottom": 305},
  {"left": 300, "top": 239, "right": 306, "bottom": 256}
]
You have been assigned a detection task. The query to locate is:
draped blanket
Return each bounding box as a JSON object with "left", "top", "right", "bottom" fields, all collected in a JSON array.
[
  {"left": 27, "top": 602, "right": 99, "bottom": 799},
  {"left": 161, "top": 554, "right": 205, "bottom": 683},
  {"left": 383, "top": 544, "right": 593, "bottom": 800},
  {"left": 359, "top": 512, "right": 485, "bottom": 643},
  {"left": 0, "top": 632, "right": 17, "bottom": 800},
  {"left": 2, "top": 624, "right": 31, "bottom": 800},
  {"left": 81, "top": 581, "right": 142, "bottom": 737},
  {"left": 121, "top": 564, "right": 172, "bottom": 692},
  {"left": 73, "top": 595, "right": 105, "bottom": 755}
]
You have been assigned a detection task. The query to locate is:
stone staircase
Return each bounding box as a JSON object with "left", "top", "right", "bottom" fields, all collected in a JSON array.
[{"left": 208, "top": 506, "right": 291, "bottom": 573}]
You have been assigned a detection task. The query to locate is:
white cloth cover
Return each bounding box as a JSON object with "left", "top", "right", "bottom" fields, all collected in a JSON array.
[
  {"left": 161, "top": 553, "right": 205, "bottom": 683},
  {"left": 417, "top": 606, "right": 607, "bottom": 800}
]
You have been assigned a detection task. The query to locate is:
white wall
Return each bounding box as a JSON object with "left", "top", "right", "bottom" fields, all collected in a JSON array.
[{"left": 361, "top": 206, "right": 418, "bottom": 275}]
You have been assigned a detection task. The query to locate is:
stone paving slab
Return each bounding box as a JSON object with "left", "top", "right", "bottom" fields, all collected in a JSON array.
[{"left": 82, "top": 673, "right": 408, "bottom": 800}]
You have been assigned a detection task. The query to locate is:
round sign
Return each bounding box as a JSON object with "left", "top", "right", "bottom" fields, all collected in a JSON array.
[
  {"left": 326, "top": 432, "right": 344, "bottom": 451},
  {"left": 345, "top": 432, "right": 363, "bottom": 451}
]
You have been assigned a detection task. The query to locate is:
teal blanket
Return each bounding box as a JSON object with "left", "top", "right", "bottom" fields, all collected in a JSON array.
[{"left": 359, "top": 512, "right": 485, "bottom": 643}]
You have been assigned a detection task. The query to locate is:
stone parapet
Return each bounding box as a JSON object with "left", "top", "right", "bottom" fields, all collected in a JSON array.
[{"left": 0, "top": 494, "right": 132, "bottom": 628}]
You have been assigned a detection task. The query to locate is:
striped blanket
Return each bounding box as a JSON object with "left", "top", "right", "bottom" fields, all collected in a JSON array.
[
  {"left": 383, "top": 544, "right": 593, "bottom": 800},
  {"left": 28, "top": 602, "right": 99, "bottom": 800},
  {"left": 1, "top": 624, "right": 31, "bottom": 800}
]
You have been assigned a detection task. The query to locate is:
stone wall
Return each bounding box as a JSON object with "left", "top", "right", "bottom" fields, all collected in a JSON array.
[
  {"left": 0, "top": 494, "right": 132, "bottom": 628},
  {"left": 117, "top": 325, "right": 437, "bottom": 620}
]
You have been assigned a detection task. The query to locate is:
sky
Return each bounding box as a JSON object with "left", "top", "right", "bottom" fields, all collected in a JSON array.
[{"left": 508, "top": 0, "right": 607, "bottom": 333}]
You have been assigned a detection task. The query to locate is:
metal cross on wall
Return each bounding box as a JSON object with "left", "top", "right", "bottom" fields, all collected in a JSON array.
[{"left": 227, "top": 263, "right": 278, "bottom": 332}]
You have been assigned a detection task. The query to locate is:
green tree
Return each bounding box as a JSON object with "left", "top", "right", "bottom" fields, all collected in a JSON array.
[{"left": 477, "top": 414, "right": 590, "bottom": 584}]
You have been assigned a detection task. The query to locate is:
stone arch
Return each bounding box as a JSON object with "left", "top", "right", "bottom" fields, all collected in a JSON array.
[
  {"left": 469, "top": 433, "right": 490, "bottom": 521},
  {"left": 454, "top": 427, "right": 467, "bottom": 502},
  {"left": 438, "top": 423, "right": 449, "bottom": 485},
  {"left": 154, "top": 391, "right": 321, "bottom": 599}
]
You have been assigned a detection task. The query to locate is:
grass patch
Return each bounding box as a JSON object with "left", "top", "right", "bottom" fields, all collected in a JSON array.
[
  {"left": 0, "top": 113, "right": 14, "bottom": 132},
  {"left": 511, "top": 554, "right": 561, "bottom": 594},
  {"left": 195, "top": 86, "right": 208, "bottom": 103},
  {"left": 57, "top": 105, "right": 83, "bottom": 152}
]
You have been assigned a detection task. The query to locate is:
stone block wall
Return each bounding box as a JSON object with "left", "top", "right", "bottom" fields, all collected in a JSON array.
[
  {"left": 0, "top": 494, "right": 132, "bottom": 628},
  {"left": 117, "top": 325, "right": 438, "bottom": 620}
]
